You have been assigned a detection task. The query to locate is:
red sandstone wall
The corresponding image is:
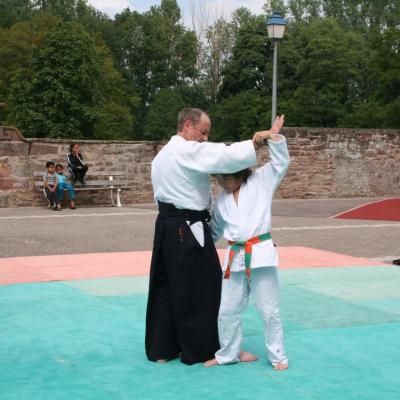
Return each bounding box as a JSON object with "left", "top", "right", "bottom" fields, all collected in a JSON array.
[{"left": 0, "top": 126, "right": 399, "bottom": 207}]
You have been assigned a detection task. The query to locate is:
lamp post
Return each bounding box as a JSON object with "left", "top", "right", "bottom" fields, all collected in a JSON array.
[{"left": 266, "top": 12, "right": 287, "bottom": 125}]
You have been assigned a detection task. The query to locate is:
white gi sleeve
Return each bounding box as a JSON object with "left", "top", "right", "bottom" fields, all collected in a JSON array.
[
  {"left": 179, "top": 140, "right": 257, "bottom": 174},
  {"left": 210, "top": 200, "right": 225, "bottom": 243},
  {"left": 254, "top": 134, "right": 290, "bottom": 194}
]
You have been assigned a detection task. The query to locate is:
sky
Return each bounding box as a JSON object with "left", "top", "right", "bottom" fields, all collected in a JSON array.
[{"left": 87, "top": 1, "right": 267, "bottom": 27}]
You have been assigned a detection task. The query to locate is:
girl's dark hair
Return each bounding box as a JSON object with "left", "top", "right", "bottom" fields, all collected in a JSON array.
[
  {"left": 45, "top": 161, "right": 55, "bottom": 168},
  {"left": 69, "top": 142, "right": 77, "bottom": 152},
  {"left": 218, "top": 168, "right": 253, "bottom": 183}
]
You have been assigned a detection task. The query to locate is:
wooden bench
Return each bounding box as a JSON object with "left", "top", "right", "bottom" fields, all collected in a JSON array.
[{"left": 34, "top": 170, "right": 130, "bottom": 207}]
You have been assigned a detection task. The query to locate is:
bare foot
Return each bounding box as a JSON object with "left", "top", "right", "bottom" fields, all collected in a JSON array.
[
  {"left": 239, "top": 351, "right": 259, "bottom": 363},
  {"left": 273, "top": 362, "right": 289, "bottom": 371},
  {"left": 156, "top": 359, "right": 167, "bottom": 364},
  {"left": 204, "top": 358, "right": 219, "bottom": 367}
]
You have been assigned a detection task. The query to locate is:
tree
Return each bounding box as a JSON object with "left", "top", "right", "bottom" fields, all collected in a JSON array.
[
  {"left": 92, "top": 40, "right": 139, "bottom": 139},
  {"left": 199, "top": 17, "right": 235, "bottom": 103},
  {"left": 0, "top": 13, "right": 60, "bottom": 122},
  {"left": 210, "top": 90, "right": 270, "bottom": 142},
  {"left": 9, "top": 21, "right": 135, "bottom": 139},
  {"left": 263, "top": 0, "right": 287, "bottom": 16},
  {"left": 287, "top": 0, "right": 322, "bottom": 21},
  {"left": 0, "top": 0, "right": 33, "bottom": 28},
  {"left": 322, "top": 0, "right": 400, "bottom": 31},
  {"left": 219, "top": 10, "right": 269, "bottom": 99},
  {"left": 143, "top": 85, "right": 209, "bottom": 140},
  {"left": 343, "top": 26, "right": 400, "bottom": 128},
  {"left": 110, "top": 0, "right": 198, "bottom": 99},
  {"left": 285, "top": 18, "right": 368, "bottom": 127},
  {"left": 32, "top": 0, "right": 91, "bottom": 21},
  {"left": 108, "top": 0, "right": 198, "bottom": 133}
]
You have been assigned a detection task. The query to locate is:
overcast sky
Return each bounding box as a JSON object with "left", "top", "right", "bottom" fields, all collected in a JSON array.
[{"left": 88, "top": 1, "right": 266, "bottom": 26}]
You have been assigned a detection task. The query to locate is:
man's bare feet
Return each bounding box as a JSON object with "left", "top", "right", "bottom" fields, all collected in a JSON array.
[
  {"left": 204, "top": 358, "right": 219, "bottom": 367},
  {"left": 156, "top": 359, "right": 167, "bottom": 364},
  {"left": 239, "top": 351, "right": 259, "bottom": 363},
  {"left": 273, "top": 361, "right": 289, "bottom": 371}
]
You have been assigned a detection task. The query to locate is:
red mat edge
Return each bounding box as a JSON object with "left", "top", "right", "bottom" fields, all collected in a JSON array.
[{"left": 332, "top": 198, "right": 400, "bottom": 220}]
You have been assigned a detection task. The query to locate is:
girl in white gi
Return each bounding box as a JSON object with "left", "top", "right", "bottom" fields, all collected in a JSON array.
[{"left": 205, "top": 115, "right": 290, "bottom": 370}]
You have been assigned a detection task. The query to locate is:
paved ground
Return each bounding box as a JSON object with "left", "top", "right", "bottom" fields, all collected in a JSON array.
[{"left": 1, "top": 198, "right": 399, "bottom": 261}]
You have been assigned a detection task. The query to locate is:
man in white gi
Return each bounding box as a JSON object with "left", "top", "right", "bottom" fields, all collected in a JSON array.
[
  {"left": 205, "top": 115, "right": 290, "bottom": 370},
  {"left": 146, "top": 108, "right": 271, "bottom": 365}
]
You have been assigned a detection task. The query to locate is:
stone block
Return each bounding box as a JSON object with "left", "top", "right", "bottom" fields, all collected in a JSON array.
[
  {"left": 358, "top": 133, "right": 374, "bottom": 142},
  {"left": 134, "top": 147, "right": 157, "bottom": 163},
  {"left": 0, "top": 165, "right": 11, "bottom": 178},
  {"left": 29, "top": 143, "right": 60, "bottom": 156},
  {"left": 0, "top": 178, "right": 16, "bottom": 190},
  {"left": 13, "top": 179, "right": 29, "bottom": 190},
  {"left": 0, "top": 142, "right": 28, "bottom": 156},
  {"left": 0, "top": 193, "right": 9, "bottom": 207}
]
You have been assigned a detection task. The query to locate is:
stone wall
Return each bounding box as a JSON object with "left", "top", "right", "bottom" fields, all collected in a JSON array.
[{"left": 0, "top": 126, "right": 399, "bottom": 207}]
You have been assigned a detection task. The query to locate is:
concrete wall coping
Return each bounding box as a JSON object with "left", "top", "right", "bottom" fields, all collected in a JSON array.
[
  {"left": 24, "top": 127, "right": 400, "bottom": 145},
  {"left": 25, "top": 138, "right": 167, "bottom": 145},
  {"left": 1, "top": 125, "right": 399, "bottom": 146}
]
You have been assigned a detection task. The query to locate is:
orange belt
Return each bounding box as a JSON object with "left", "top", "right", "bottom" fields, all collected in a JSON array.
[{"left": 225, "top": 232, "right": 272, "bottom": 279}]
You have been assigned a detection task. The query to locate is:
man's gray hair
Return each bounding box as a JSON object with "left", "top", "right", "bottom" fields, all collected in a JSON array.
[{"left": 176, "top": 108, "right": 207, "bottom": 132}]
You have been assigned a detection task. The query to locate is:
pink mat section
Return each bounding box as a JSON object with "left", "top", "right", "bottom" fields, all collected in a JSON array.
[{"left": 0, "top": 247, "right": 387, "bottom": 285}]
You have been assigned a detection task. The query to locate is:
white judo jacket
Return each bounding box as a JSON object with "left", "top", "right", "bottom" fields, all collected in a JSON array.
[
  {"left": 211, "top": 135, "right": 290, "bottom": 272},
  {"left": 152, "top": 135, "right": 257, "bottom": 211}
]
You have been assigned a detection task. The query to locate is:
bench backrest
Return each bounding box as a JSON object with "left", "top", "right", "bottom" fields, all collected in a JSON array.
[{"left": 34, "top": 171, "right": 129, "bottom": 189}]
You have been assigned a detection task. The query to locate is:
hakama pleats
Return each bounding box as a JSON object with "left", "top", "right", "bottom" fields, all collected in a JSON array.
[{"left": 145, "top": 202, "right": 222, "bottom": 365}]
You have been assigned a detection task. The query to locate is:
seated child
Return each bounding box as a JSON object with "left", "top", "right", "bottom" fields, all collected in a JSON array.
[
  {"left": 205, "top": 115, "right": 290, "bottom": 370},
  {"left": 55, "top": 164, "right": 76, "bottom": 209},
  {"left": 43, "top": 161, "right": 59, "bottom": 211}
]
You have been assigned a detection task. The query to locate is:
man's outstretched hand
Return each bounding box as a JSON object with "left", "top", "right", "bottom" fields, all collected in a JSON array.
[{"left": 252, "top": 115, "right": 285, "bottom": 147}]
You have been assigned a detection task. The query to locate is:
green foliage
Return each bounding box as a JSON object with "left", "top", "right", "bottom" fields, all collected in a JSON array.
[
  {"left": 342, "top": 27, "right": 400, "bottom": 128},
  {"left": 0, "top": 0, "right": 33, "bottom": 28},
  {"left": 143, "top": 85, "right": 209, "bottom": 140},
  {"left": 219, "top": 12, "right": 269, "bottom": 99},
  {"left": 109, "top": 0, "right": 197, "bottom": 105},
  {"left": 263, "top": 0, "right": 287, "bottom": 16},
  {"left": 285, "top": 18, "right": 369, "bottom": 127},
  {"left": 9, "top": 21, "right": 101, "bottom": 138},
  {"left": 210, "top": 90, "right": 270, "bottom": 142},
  {"left": 8, "top": 21, "right": 135, "bottom": 139},
  {"left": 0, "top": 0, "right": 399, "bottom": 140},
  {"left": 198, "top": 17, "right": 235, "bottom": 103},
  {"left": 92, "top": 40, "right": 139, "bottom": 139},
  {"left": 0, "top": 14, "right": 61, "bottom": 121},
  {"left": 287, "top": 0, "right": 322, "bottom": 21}
]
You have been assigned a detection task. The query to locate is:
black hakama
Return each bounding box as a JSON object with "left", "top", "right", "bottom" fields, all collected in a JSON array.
[{"left": 145, "top": 202, "right": 222, "bottom": 365}]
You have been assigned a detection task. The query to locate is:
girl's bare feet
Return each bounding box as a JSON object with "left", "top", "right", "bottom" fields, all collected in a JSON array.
[
  {"left": 273, "top": 361, "right": 289, "bottom": 371},
  {"left": 204, "top": 358, "right": 219, "bottom": 367},
  {"left": 239, "top": 351, "right": 259, "bottom": 362}
]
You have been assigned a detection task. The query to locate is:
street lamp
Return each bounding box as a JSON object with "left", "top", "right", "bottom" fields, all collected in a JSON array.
[{"left": 266, "top": 12, "right": 287, "bottom": 125}]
